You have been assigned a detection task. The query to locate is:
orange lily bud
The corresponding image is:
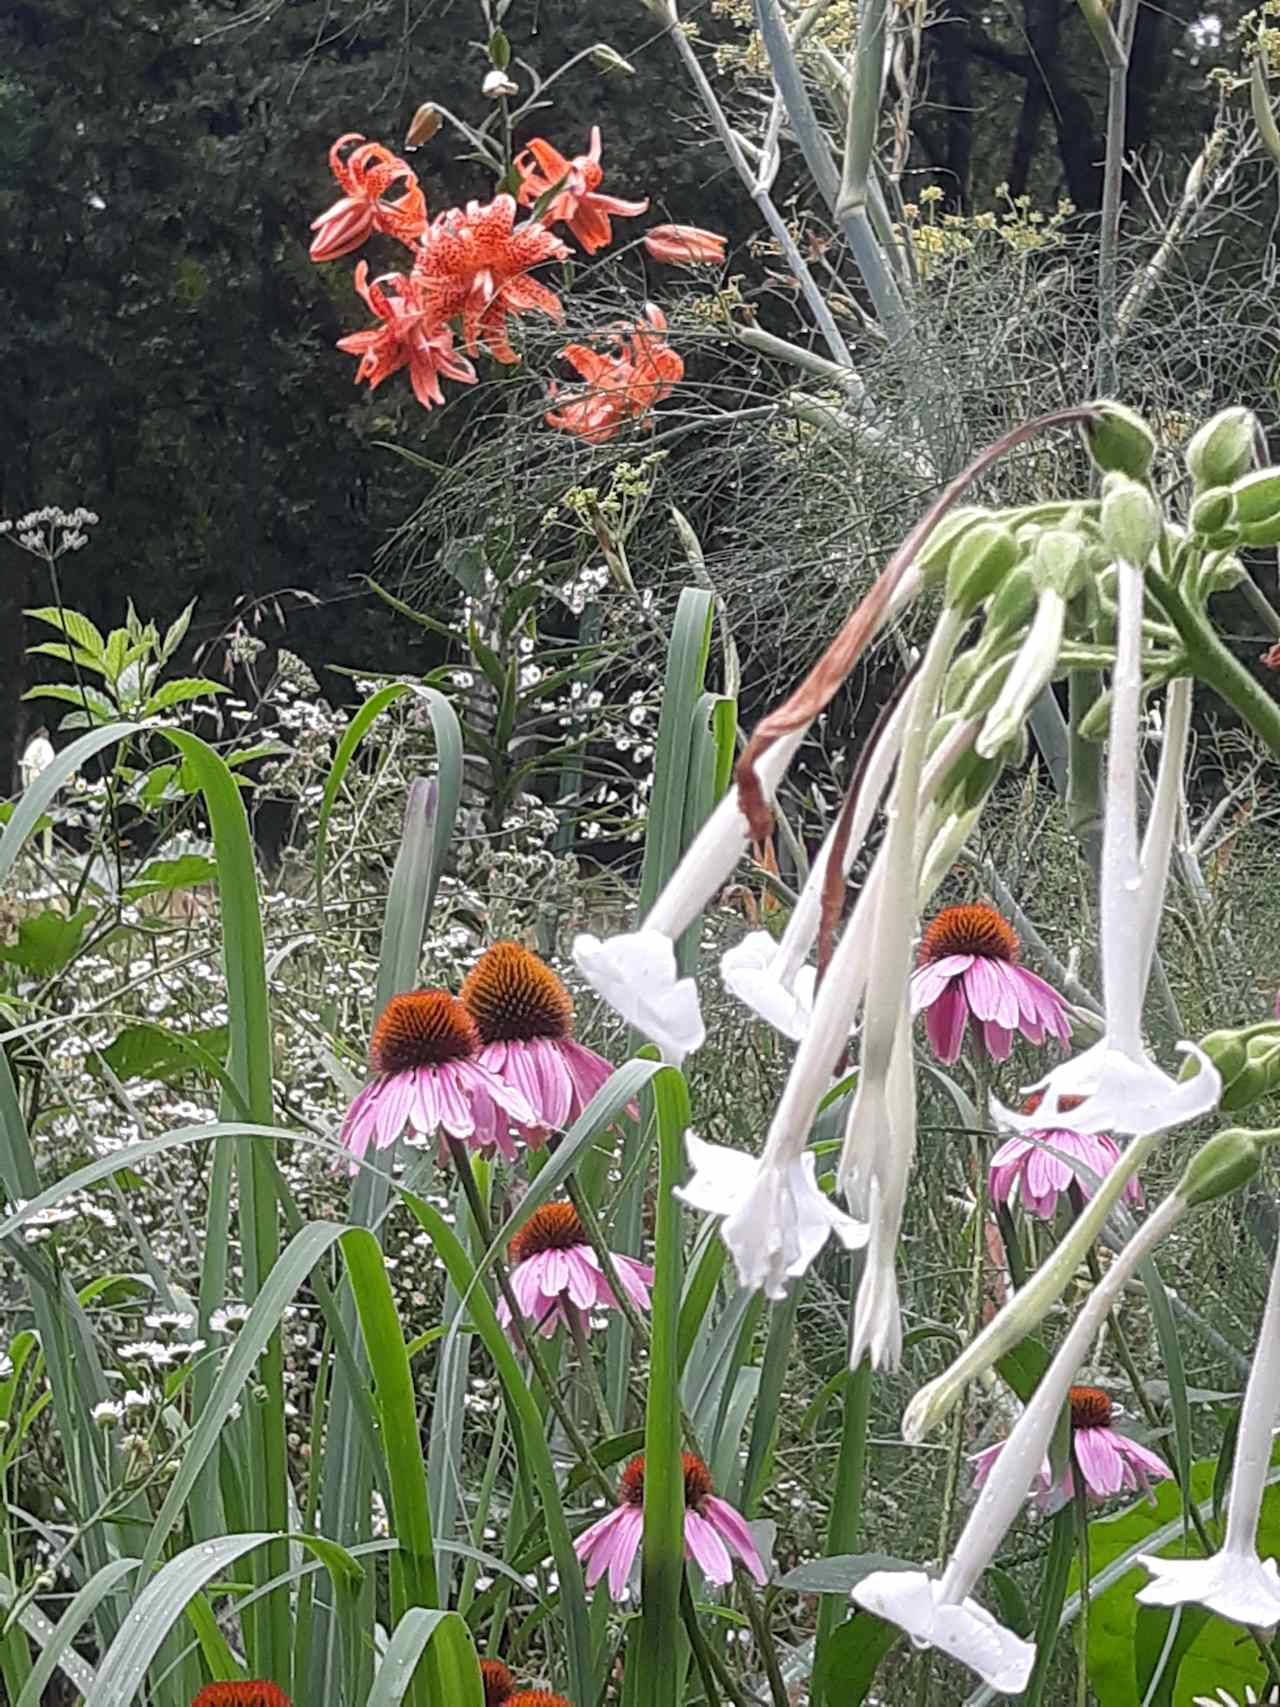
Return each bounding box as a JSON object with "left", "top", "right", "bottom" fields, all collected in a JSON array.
[{"left": 643, "top": 223, "right": 726, "bottom": 265}]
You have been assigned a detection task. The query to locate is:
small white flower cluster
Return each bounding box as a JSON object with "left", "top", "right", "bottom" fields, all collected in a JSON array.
[{"left": 0, "top": 505, "right": 99, "bottom": 556}]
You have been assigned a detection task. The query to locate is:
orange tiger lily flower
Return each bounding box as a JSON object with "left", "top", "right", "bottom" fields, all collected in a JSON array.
[
  {"left": 336, "top": 262, "right": 477, "bottom": 409},
  {"left": 546, "top": 303, "right": 683, "bottom": 442},
  {"left": 643, "top": 223, "right": 727, "bottom": 266},
  {"left": 515, "top": 126, "right": 649, "bottom": 255},
  {"left": 310, "top": 133, "right": 428, "bottom": 262},
  {"left": 412, "top": 194, "right": 570, "bottom": 364}
]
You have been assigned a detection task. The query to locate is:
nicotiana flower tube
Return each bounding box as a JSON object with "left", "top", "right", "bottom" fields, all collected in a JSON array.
[
  {"left": 573, "top": 725, "right": 807, "bottom": 1064},
  {"left": 720, "top": 682, "right": 915, "bottom": 1041},
  {"left": 994, "top": 541, "right": 1220, "bottom": 1140},
  {"left": 574, "top": 558, "right": 925, "bottom": 1063},
  {"left": 678, "top": 635, "right": 975, "bottom": 1304},
  {"left": 836, "top": 606, "right": 970, "bottom": 1367},
  {"left": 1137, "top": 1214, "right": 1280, "bottom": 1630},
  {"left": 855, "top": 1174, "right": 1194, "bottom": 1693}
]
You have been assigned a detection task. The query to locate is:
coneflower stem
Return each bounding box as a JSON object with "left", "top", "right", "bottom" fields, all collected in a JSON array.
[
  {"left": 568, "top": 1307, "right": 615, "bottom": 1438},
  {"left": 679, "top": 1576, "right": 750, "bottom": 1707},
  {"left": 445, "top": 1140, "right": 614, "bottom": 1501}
]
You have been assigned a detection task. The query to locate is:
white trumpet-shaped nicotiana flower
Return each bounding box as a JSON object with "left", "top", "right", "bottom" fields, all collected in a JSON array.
[
  {"left": 856, "top": 1184, "right": 1189, "bottom": 1695},
  {"left": 836, "top": 608, "right": 969, "bottom": 1368},
  {"left": 574, "top": 566, "right": 927, "bottom": 1064},
  {"left": 993, "top": 563, "right": 1220, "bottom": 1139},
  {"left": 676, "top": 1130, "right": 867, "bottom": 1299},
  {"left": 572, "top": 726, "right": 806, "bottom": 1065},
  {"left": 1137, "top": 1232, "right": 1280, "bottom": 1631},
  {"left": 720, "top": 687, "right": 916, "bottom": 1042},
  {"left": 848, "top": 1002, "right": 915, "bottom": 1370},
  {"left": 975, "top": 585, "right": 1068, "bottom": 760}
]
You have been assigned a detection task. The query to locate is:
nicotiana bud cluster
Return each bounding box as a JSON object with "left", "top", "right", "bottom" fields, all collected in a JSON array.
[{"left": 1197, "top": 1023, "right": 1280, "bottom": 1113}]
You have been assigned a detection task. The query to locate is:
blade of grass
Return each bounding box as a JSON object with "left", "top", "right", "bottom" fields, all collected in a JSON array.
[{"left": 366, "top": 1609, "right": 483, "bottom": 1707}]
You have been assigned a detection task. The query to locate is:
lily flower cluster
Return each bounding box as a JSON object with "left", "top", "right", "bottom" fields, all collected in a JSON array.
[{"left": 309, "top": 122, "right": 723, "bottom": 430}]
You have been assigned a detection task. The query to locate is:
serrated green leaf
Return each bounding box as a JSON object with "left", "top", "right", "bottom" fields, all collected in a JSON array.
[{"left": 0, "top": 906, "right": 96, "bottom": 974}]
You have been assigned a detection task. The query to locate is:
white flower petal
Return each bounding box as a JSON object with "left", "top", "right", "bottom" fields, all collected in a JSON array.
[
  {"left": 852, "top": 1570, "right": 1035, "bottom": 1695},
  {"left": 572, "top": 928, "right": 705, "bottom": 1064},
  {"left": 994, "top": 1041, "right": 1221, "bottom": 1139},
  {"left": 720, "top": 931, "right": 816, "bottom": 1041},
  {"left": 1136, "top": 1550, "right": 1280, "bottom": 1633},
  {"left": 676, "top": 1135, "right": 866, "bottom": 1300}
]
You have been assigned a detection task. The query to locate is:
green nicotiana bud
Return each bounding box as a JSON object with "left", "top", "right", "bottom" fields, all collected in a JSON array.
[
  {"left": 1198, "top": 550, "right": 1247, "bottom": 596},
  {"left": 1188, "top": 486, "right": 1236, "bottom": 539},
  {"left": 1177, "top": 1127, "right": 1264, "bottom": 1209},
  {"left": 1228, "top": 469, "right": 1280, "bottom": 526},
  {"left": 1190, "top": 1022, "right": 1280, "bottom": 1112},
  {"left": 1186, "top": 407, "right": 1258, "bottom": 491},
  {"left": 1031, "top": 529, "right": 1088, "bottom": 599},
  {"left": 1084, "top": 402, "right": 1157, "bottom": 480},
  {"left": 1229, "top": 469, "right": 1280, "bottom": 546},
  {"left": 984, "top": 558, "right": 1039, "bottom": 643},
  {"left": 1196, "top": 1027, "right": 1251, "bottom": 1089},
  {"left": 944, "top": 521, "right": 1020, "bottom": 614},
  {"left": 949, "top": 652, "right": 1010, "bottom": 720},
  {"left": 1076, "top": 687, "right": 1113, "bottom": 744},
  {"left": 1100, "top": 472, "right": 1161, "bottom": 565},
  {"left": 915, "top": 506, "right": 991, "bottom": 586}
]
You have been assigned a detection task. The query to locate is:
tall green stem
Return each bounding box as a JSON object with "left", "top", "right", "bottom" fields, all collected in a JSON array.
[
  {"left": 813, "top": 1332, "right": 873, "bottom": 1705},
  {"left": 1147, "top": 569, "right": 1280, "bottom": 760}
]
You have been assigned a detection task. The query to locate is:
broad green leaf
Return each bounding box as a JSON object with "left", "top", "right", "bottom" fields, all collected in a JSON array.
[
  {"left": 812, "top": 1612, "right": 900, "bottom": 1703},
  {"left": 121, "top": 855, "right": 218, "bottom": 899},
  {"left": 0, "top": 906, "right": 96, "bottom": 974},
  {"left": 140, "top": 676, "right": 228, "bottom": 714}
]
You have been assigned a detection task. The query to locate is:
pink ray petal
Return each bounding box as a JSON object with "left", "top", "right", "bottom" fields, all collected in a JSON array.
[{"left": 683, "top": 1509, "right": 733, "bottom": 1585}]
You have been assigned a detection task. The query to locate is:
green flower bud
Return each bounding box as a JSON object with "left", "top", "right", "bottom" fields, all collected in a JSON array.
[
  {"left": 1229, "top": 469, "right": 1280, "bottom": 526},
  {"left": 1076, "top": 687, "right": 1112, "bottom": 744},
  {"left": 1177, "top": 1128, "right": 1263, "bottom": 1209},
  {"left": 1199, "top": 550, "right": 1246, "bottom": 595},
  {"left": 1084, "top": 402, "right": 1157, "bottom": 480},
  {"left": 984, "top": 559, "right": 1038, "bottom": 642},
  {"left": 1186, "top": 407, "right": 1258, "bottom": 491},
  {"left": 1031, "top": 529, "right": 1088, "bottom": 599},
  {"left": 937, "top": 749, "right": 1004, "bottom": 812},
  {"left": 1101, "top": 472, "right": 1161, "bottom": 565},
  {"left": 944, "top": 521, "right": 1020, "bottom": 615},
  {"left": 1188, "top": 487, "right": 1236, "bottom": 542},
  {"left": 1195, "top": 1027, "right": 1249, "bottom": 1083},
  {"left": 916, "top": 507, "right": 991, "bottom": 586}
]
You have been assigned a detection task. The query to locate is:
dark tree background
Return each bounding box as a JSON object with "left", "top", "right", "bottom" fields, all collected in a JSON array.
[{"left": 0, "top": 0, "right": 1249, "bottom": 787}]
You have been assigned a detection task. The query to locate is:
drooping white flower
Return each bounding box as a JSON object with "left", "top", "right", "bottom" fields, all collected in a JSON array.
[
  {"left": 676, "top": 1130, "right": 866, "bottom": 1299},
  {"left": 720, "top": 687, "right": 914, "bottom": 1040},
  {"left": 848, "top": 1002, "right": 915, "bottom": 1370},
  {"left": 573, "top": 728, "right": 806, "bottom": 1063},
  {"left": 994, "top": 568, "right": 1219, "bottom": 1139},
  {"left": 859, "top": 1186, "right": 1188, "bottom": 1692},
  {"left": 720, "top": 931, "right": 817, "bottom": 1043},
  {"left": 1137, "top": 1230, "right": 1280, "bottom": 1632}
]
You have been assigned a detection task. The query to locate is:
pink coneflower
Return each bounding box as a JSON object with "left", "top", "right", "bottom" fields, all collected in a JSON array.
[
  {"left": 576, "top": 1453, "right": 767, "bottom": 1598},
  {"left": 989, "top": 1092, "right": 1144, "bottom": 1220},
  {"left": 910, "top": 904, "right": 1072, "bottom": 1064},
  {"left": 972, "top": 1385, "right": 1171, "bottom": 1513},
  {"left": 337, "top": 990, "right": 535, "bottom": 1167},
  {"left": 496, "top": 1203, "right": 653, "bottom": 1343},
  {"left": 460, "top": 941, "right": 626, "bottom": 1154}
]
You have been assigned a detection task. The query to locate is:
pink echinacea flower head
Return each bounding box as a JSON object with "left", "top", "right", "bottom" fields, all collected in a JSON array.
[
  {"left": 988, "top": 1091, "right": 1145, "bottom": 1220},
  {"left": 575, "top": 1452, "right": 768, "bottom": 1599},
  {"left": 910, "top": 903, "right": 1072, "bottom": 1064},
  {"left": 460, "top": 939, "right": 633, "bottom": 1155},
  {"left": 497, "top": 1202, "right": 653, "bottom": 1344},
  {"left": 337, "top": 989, "right": 535, "bottom": 1169},
  {"left": 972, "top": 1384, "right": 1171, "bottom": 1512}
]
